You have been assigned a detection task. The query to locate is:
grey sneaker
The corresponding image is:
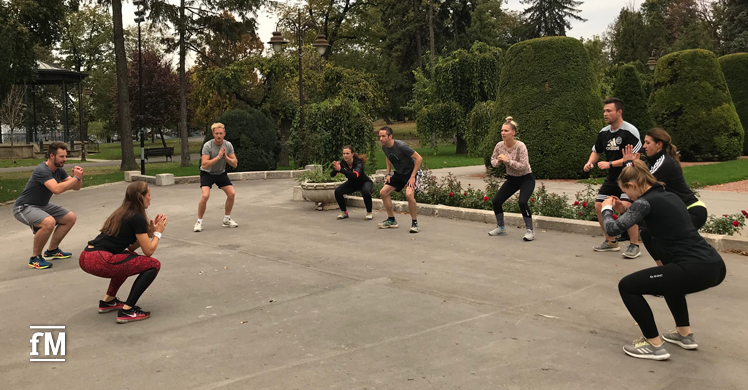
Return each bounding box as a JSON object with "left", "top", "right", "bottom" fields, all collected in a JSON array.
[
  {"left": 623, "top": 244, "right": 641, "bottom": 259},
  {"left": 222, "top": 218, "right": 239, "bottom": 228},
  {"left": 623, "top": 336, "right": 670, "bottom": 361},
  {"left": 378, "top": 219, "right": 398, "bottom": 229},
  {"left": 409, "top": 222, "right": 419, "bottom": 233},
  {"left": 523, "top": 229, "right": 535, "bottom": 241},
  {"left": 662, "top": 331, "right": 698, "bottom": 350},
  {"left": 593, "top": 240, "right": 620, "bottom": 252},
  {"left": 337, "top": 212, "right": 349, "bottom": 220},
  {"left": 488, "top": 226, "right": 507, "bottom": 236}
]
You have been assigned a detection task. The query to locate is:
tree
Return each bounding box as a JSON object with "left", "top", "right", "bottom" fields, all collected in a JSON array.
[
  {"left": 521, "top": 0, "right": 587, "bottom": 38},
  {"left": 214, "top": 108, "right": 278, "bottom": 171},
  {"left": 0, "top": 85, "right": 26, "bottom": 154},
  {"left": 649, "top": 49, "right": 744, "bottom": 161},
  {"left": 607, "top": 7, "right": 650, "bottom": 64},
  {"left": 718, "top": 53, "right": 748, "bottom": 155},
  {"left": 718, "top": 0, "right": 748, "bottom": 54},
  {"left": 111, "top": 0, "right": 138, "bottom": 171},
  {"left": 611, "top": 64, "right": 654, "bottom": 132}
]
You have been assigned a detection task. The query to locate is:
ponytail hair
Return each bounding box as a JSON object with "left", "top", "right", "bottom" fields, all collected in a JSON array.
[
  {"left": 342, "top": 145, "right": 367, "bottom": 164},
  {"left": 618, "top": 159, "right": 662, "bottom": 191},
  {"left": 504, "top": 116, "right": 518, "bottom": 133},
  {"left": 646, "top": 128, "right": 680, "bottom": 165}
]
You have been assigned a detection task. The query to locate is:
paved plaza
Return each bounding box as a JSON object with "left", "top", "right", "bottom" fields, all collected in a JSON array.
[{"left": 1, "top": 178, "right": 747, "bottom": 389}]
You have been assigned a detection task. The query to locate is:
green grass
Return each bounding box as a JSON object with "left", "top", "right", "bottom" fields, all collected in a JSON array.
[
  {"left": 374, "top": 143, "right": 484, "bottom": 170},
  {"left": 373, "top": 121, "right": 418, "bottom": 139},
  {"left": 0, "top": 159, "right": 45, "bottom": 168},
  {"left": 88, "top": 139, "right": 203, "bottom": 160},
  {"left": 578, "top": 159, "right": 748, "bottom": 187}
]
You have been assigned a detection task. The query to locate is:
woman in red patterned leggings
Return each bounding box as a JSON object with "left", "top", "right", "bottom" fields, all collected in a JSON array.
[{"left": 79, "top": 181, "right": 167, "bottom": 323}]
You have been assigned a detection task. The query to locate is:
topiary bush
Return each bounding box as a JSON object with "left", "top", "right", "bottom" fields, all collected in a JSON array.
[
  {"left": 649, "top": 49, "right": 744, "bottom": 161},
  {"left": 488, "top": 36, "right": 604, "bottom": 179},
  {"left": 612, "top": 63, "right": 654, "bottom": 131},
  {"left": 288, "top": 98, "right": 376, "bottom": 171},
  {"left": 212, "top": 108, "right": 279, "bottom": 171},
  {"left": 416, "top": 102, "right": 465, "bottom": 153},
  {"left": 719, "top": 53, "right": 748, "bottom": 156},
  {"left": 465, "top": 101, "right": 499, "bottom": 157}
]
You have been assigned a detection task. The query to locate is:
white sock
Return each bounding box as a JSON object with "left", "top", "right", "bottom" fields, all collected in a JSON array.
[
  {"left": 197, "top": 219, "right": 203, "bottom": 224},
  {"left": 224, "top": 215, "right": 230, "bottom": 221}
]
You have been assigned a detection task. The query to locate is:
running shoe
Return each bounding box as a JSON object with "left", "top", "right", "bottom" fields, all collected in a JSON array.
[
  {"left": 378, "top": 219, "right": 398, "bottom": 229},
  {"left": 193, "top": 221, "right": 203, "bottom": 232},
  {"left": 28, "top": 255, "right": 53, "bottom": 269},
  {"left": 43, "top": 248, "right": 72, "bottom": 260},
  {"left": 99, "top": 298, "right": 125, "bottom": 313},
  {"left": 488, "top": 226, "right": 507, "bottom": 236},
  {"left": 623, "top": 336, "right": 670, "bottom": 361},
  {"left": 593, "top": 240, "right": 620, "bottom": 251},
  {"left": 623, "top": 244, "right": 641, "bottom": 259},
  {"left": 410, "top": 221, "right": 419, "bottom": 233},
  {"left": 523, "top": 229, "right": 535, "bottom": 241},
  {"left": 337, "top": 212, "right": 349, "bottom": 220},
  {"left": 365, "top": 213, "right": 373, "bottom": 220},
  {"left": 661, "top": 331, "right": 698, "bottom": 350},
  {"left": 222, "top": 218, "right": 239, "bottom": 228},
  {"left": 116, "top": 306, "right": 151, "bottom": 324}
]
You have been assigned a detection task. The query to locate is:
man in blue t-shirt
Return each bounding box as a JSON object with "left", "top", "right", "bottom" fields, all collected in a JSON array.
[{"left": 13, "top": 142, "right": 84, "bottom": 269}]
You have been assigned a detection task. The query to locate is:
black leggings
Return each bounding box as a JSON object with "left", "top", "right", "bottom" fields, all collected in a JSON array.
[
  {"left": 335, "top": 180, "right": 373, "bottom": 213},
  {"left": 640, "top": 205, "right": 707, "bottom": 261},
  {"left": 493, "top": 173, "right": 535, "bottom": 218},
  {"left": 618, "top": 260, "right": 726, "bottom": 338}
]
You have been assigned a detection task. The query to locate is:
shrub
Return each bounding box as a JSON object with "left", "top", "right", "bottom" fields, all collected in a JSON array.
[
  {"left": 700, "top": 211, "right": 746, "bottom": 236},
  {"left": 718, "top": 53, "right": 748, "bottom": 155},
  {"left": 490, "top": 36, "right": 604, "bottom": 179},
  {"left": 295, "top": 164, "right": 345, "bottom": 184},
  {"left": 212, "top": 108, "right": 278, "bottom": 171},
  {"left": 465, "top": 101, "right": 499, "bottom": 157},
  {"left": 416, "top": 102, "right": 465, "bottom": 153},
  {"left": 611, "top": 63, "right": 654, "bottom": 131},
  {"left": 649, "top": 49, "right": 744, "bottom": 161}
]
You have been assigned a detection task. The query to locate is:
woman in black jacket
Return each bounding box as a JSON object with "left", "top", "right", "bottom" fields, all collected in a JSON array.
[
  {"left": 622, "top": 128, "right": 707, "bottom": 266},
  {"left": 331, "top": 145, "right": 374, "bottom": 220},
  {"left": 602, "top": 160, "right": 725, "bottom": 361}
]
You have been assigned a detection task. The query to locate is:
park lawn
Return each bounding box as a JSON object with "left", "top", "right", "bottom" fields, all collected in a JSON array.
[
  {"left": 0, "top": 159, "right": 45, "bottom": 168},
  {"left": 578, "top": 159, "right": 748, "bottom": 187},
  {"left": 374, "top": 143, "right": 484, "bottom": 170},
  {"left": 88, "top": 139, "right": 203, "bottom": 160},
  {"left": 373, "top": 121, "right": 417, "bottom": 139}
]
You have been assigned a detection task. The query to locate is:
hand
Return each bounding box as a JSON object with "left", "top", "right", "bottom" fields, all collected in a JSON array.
[
  {"left": 583, "top": 162, "right": 594, "bottom": 172},
  {"left": 218, "top": 147, "right": 226, "bottom": 159},
  {"left": 385, "top": 174, "right": 391, "bottom": 184},
  {"left": 622, "top": 144, "right": 640, "bottom": 162},
  {"left": 602, "top": 196, "right": 615, "bottom": 208},
  {"left": 154, "top": 214, "right": 167, "bottom": 233},
  {"left": 332, "top": 161, "right": 341, "bottom": 171},
  {"left": 497, "top": 154, "right": 508, "bottom": 162},
  {"left": 597, "top": 161, "right": 610, "bottom": 170},
  {"left": 408, "top": 177, "right": 416, "bottom": 189},
  {"left": 72, "top": 166, "right": 84, "bottom": 178}
]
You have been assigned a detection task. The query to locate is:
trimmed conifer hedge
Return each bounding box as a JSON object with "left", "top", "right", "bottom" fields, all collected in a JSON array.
[
  {"left": 719, "top": 53, "right": 748, "bottom": 155},
  {"left": 649, "top": 49, "right": 744, "bottom": 161},
  {"left": 612, "top": 64, "right": 654, "bottom": 131},
  {"left": 213, "top": 108, "right": 279, "bottom": 171}
]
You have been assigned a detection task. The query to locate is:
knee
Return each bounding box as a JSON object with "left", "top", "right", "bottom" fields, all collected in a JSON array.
[
  {"left": 226, "top": 191, "right": 235, "bottom": 201},
  {"left": 200, "top": 194, "right": 210, "bottom": 203},
  {"left": 66, "top": 212, "right": 77, "bottom": 225},
  {"left": 518, "top": 201, "right": 528, "bottom": 210},
  {"left": 379, "top": 188, "right": 389, "bottom": 198},
  {"left": 39, "top": 217, "right": 56, "bottom": 230},
  {"left": 405, "top": 188, "right": 415, "bottom": 200},
  {"left": 594, "top": 202, "right": 603, "bottom": 212}
]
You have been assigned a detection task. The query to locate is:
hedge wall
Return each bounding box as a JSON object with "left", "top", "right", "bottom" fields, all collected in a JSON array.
[
  {"left": 719, "top": 53, "right": 748, "bottom": 155},
  {"left": 649, "top": 49, "right": 744, "bottom": 161},
  {"left": 212, "top": 108, "right": 279, "bottom": 171},
  {"left": 612, "top": 64, "right": 654, "bottom": 132},
  {"left": 490, "top": 36, "right": 603, "bottom": 179},
  {"left": 466, "top": 101, "right": 499, "bottom": 157}
]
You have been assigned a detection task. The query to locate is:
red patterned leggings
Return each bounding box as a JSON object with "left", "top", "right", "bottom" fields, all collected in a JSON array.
[{"left": 79, "top": 249, "right": 161, "bottom": 306}]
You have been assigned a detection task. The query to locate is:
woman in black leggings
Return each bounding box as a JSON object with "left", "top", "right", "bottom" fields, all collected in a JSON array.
[
  {"left": 331, "top": 145, "right": 374, "bottom": 220},
  {"left": 622, "top": 128, "right": 708, "bottom": 266},
  {"left": 488, "top": 117, "right": 536, "bottom": 241},
  {"left": 601, "top": 160, "right": 725, "bottom": 361}
]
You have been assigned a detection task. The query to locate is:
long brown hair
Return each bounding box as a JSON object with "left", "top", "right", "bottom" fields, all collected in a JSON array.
[
  {"left": 618, "top": 159, "right": 662, "bottom": 191},
  {"left": 342, "top": 145, "right": 367, "bottom": 164},
  {"left": 100, "top": 181, "right": 152, "bottom": 237},
  {"left": 646, "top": 128, "right": 681, "bottom": 165}
]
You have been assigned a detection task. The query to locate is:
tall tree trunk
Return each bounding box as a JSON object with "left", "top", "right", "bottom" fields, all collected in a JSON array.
[
  {"left": 429, "top": 0, "right": 435, "bottom": 58},
  {"left": 414, "top": 0, "right": 423, "bottom": 70},
  {"left": 178, "top": 0, "right": 191, "bottom": 167},
  {"left": 112, "top": 0, "right": 138, "bottom": 171},
  {"left": 159, "top": 128, "right": 167, "bottom": 147},
  {"left": 455, "top": 134, "right": 467, "bottom": 154},
  {"left": 278, "top": 118, "right": 291, "bottom": 167}
]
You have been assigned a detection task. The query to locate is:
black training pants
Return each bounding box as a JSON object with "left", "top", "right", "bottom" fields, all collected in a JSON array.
[
  {"left": 492, "top": 173, "right": 535, "bottom": 218},
  {"left": 335, "top": 180, "right": 373, "bottom": 213}
]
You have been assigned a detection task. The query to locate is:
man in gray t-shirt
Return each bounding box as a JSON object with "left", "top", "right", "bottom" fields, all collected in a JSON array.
[
  {"left": 378, "top": 126, "right": 424, "bottom": 233},
  {"left": 13, "top": 141, "right": 83, "bottom": 269},
  {"left": 194, "top": 122, "right": 239, "bottom": 232}
]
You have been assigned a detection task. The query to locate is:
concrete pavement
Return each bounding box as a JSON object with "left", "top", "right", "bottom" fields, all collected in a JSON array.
[{"left": 1, "top": 179, "right": 747, "bottom": 389}]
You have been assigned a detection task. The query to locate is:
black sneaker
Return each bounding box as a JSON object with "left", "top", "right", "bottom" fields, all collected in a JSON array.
[
  {"left": 116, "top": 306, "right": 151, "bottom": 324},
  {"left": 99, "top": 297, "right": 125, "bottom": 313},
  {"left": 409, "top": 221, "right": 419, "bottom": 233}
]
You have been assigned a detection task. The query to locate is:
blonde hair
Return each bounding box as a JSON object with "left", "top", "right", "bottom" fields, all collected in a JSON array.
[
  {"left": 618, "top": 159, "right": 661, "bottom": 190},
  {"left": 211, "top": 123, "right": 225, "bottom": 132},
  {"left": 503, "top": 116, "right": 518, "bottom": 132}
]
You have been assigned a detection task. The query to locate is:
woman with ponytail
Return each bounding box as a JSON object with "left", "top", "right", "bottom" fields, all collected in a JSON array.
[
  {"left": 331, "top": 145, "right": 374, "bottom": 220},
  {"left": 601, "top": 160, "right": 725, "bottom": 361},
  {"left": 622, "top": 128, "right": 707, "bottom": 266}
]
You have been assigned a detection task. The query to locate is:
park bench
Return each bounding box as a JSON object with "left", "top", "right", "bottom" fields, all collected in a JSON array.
[{"left": 144, "top": 147, "right": 174, "bottom": 161}]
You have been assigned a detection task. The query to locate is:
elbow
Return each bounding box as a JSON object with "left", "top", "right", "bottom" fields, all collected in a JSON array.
[{"left": 143, "top": 248, "right": 155, "bottom": 257}]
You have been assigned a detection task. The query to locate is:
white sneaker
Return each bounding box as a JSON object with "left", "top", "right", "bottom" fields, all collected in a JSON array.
[
  {"left": 488, "top": 226, "right": 506, "bottom": 236},
  {"left": 193, "top": 221, "right": 202, "bottom": 232},
  {"left": 523, "top": 229, "right": 535, "bottom": 241},
  {"left": 365, "top": 213, "right": 373, "bottom": 220},
  {"left": 222, "top": 218, "right": 239, "bottom": 228}
]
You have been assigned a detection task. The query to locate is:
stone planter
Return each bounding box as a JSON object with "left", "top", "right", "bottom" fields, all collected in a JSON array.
[{"left": 300, "top": 181, "right": 344, "bottom": 210}]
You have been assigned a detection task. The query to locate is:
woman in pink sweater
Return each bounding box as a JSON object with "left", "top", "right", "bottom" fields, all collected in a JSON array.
[{"left": 489, "top": 117, "right": 536, "bottom": 241}]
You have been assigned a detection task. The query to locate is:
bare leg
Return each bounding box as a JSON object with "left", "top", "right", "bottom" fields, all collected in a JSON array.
[
  {"left": 221, "top": 185, "right": 235, "bottom": 215},
  {"left": 197, "top": 186, "right": 210, "bottom": 219},
  {"left": 595, "top": 202, "right": 615, "bottom": 241},
  {"left": 32, "top": 217, "right": 56, "bottom": 257},
  {"left": 48, "top": 211, "right": 76, "bottom": 251},
  {"left": 405, "top": 187, "right": 417, "bottom": 220},
  {"left": 380, "top": 185, "right": 395, "bottom": 218}
]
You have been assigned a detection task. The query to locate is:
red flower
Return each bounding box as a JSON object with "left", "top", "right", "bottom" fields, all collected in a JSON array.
[
  {"left": 724, "top": 214, "right": 729, "bottom": 217},
  {"left": 582, "top": 202, "right": 587, "bottom": 208},
  {"left": 483, "top": 196, "right": 489, "bottom": 201},
  {"left": 612, "top": 214, "right": 618, "bottom": 220},
  {"left": 733, "top": 221, "right": 740, "bottom": 227},
  {"left": 742, "top": 210, "right": 747, "bottom": 216},
  {"left": 449, "top": 192, "right": 454, "bottom": 197},
  {"left": 370, "top": 191, "right": 374, "bottom": 194},
  {"left": 573, "top": 201, "right": 579, "bottom": 206},
  {"left": 464, "top": 192, "right": 467, "bottom": 196},
  {"left": 468, "top": 183, "right": 471, "bottom": 186},
  {"left": 531, "top": 198, "right": 535, "bottom": 202},
  {"left": 578, "top": 211, "right": 583, "bottom": 215}
]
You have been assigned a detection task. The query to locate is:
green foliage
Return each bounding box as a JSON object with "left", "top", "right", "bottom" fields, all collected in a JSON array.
[
  {"left": 416, "top": 102, "right": 465, "bottom": 153},
  {"left": 612, "top": 64, "right": 654, "bottom": 131},
  {"left": 491, "top": 36, "right": 604, "bottom": 179},
  {"left": 295, "top": 164, "right": 345, "bottom": 184},
  {"left": 431, "top": 42, "right": 502, "bottom": 112},
  {"left": 215, "top": 108, "right": 279, "bottom": 171},
  {"left": 289, "top": 98, "right": 376, "bottom": 170},
  {"left": 700, "top": 211, "right": 746, "bottom": 236},
  {"left": 649, "top": 49, "right": 744, "bottom": 161},
  {"left": 719, "top": 53, "right": 748, "bottom": 155},
  {"left": 465, "top": 101, "right": 499, "bottom": 157},
  {"left": 521, "top": 0, "right": 587, "bottom": 38},
  {"left": 312, "top": 64, "right": 386, "bottom": 118}
]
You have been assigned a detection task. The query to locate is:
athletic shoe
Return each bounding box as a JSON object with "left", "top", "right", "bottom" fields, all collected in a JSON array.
[
  {"left": 488, "top": 226, "right": 507, "bottom": 236},
  {"left": 222, "top": 218, "right": 239, "bottom": 228},
  {"left": 43, "top": 248, "right": 72, "bottom": 260},
  {"left": 410, "top": 222, "right": 419, "bottom": 233},
  {"left": 337, "top": 212, "right": 349, "bottom": 220},
  {"left": 523, "top": 229, "right": 535, "bottom": 241},
  {"left": 593, "top": 240, "right": 620, "bottom": 252},
  {"left": 623, "top": 244, "right": 641, "bottom": 259},
  {"left": 193, "top": 221, "right": 202, "bottom": 232},
  {"left": 28, "top": 255, "right": 53, "bottom": 270},
  {"left": 662, "top": 331, "right": 698, "bottom": 350},
  {"left": 378, "top": 219, "right": 398, "bottom": 229},
  {"left": 116, "top": 306, "right": 151, "bottom": 324},
  {"left": 98, "top": 298, "right": 125, "bottom": 313},
  {"left": 365, "top": 213, "right": 373, "bottom": 220},
  {"left": 623, "top": 336, "right": 670, "bottom": 361},
  {"left": 617, "top": 231, "right": 630, "bottom": 242}
]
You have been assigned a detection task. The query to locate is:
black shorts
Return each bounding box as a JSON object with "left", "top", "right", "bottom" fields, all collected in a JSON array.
[
  {"left": 386, "top": 170, "right": 423, "bottom": 192},
  {"left": 596, "top": 178, "right": 630, "bottom": 202},
  {"left": 200, "top": 171, "right": 232, "bottom": 189}
]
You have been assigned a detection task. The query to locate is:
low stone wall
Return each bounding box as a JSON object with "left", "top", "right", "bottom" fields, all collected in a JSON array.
[
  {"left": 0, "top": 144, "right": 36, "bottom": 159},
  {"left": 126, "top": 168, "right": 309, "bottom": 186}
]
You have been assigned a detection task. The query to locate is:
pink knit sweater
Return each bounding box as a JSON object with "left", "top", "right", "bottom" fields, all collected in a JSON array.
[{"left": 490, "top": 141, "right": 532, "bottom": 176}]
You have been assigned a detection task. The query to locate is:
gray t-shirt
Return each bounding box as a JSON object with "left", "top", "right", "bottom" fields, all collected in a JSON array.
[
  {"left": 15, "top": 163, "right": 69, "bottom": 207},
  {"left": 200, "top": 140, "right": 235, "bottom": 175},
  {"left": 382, "top": 139, "right": 416, "bottom": 176}
]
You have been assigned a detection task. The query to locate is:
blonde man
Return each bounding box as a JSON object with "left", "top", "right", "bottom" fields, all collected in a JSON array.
[{"left": 194, "top": 123, "right": 238, "bottom": 232}]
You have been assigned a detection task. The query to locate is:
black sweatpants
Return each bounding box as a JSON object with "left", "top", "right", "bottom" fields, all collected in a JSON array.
[
  {"left": 618, "top": 260, "right": 726, "bottom": 338},
  {"left": 640, "top": 205, "right": 708, "bottom": 261},
  {"left": 492, "top": 173, "right": 535, "bottom": 218},
  {"left": 335, "top": 180, "right": 373, "bottom": 213}
]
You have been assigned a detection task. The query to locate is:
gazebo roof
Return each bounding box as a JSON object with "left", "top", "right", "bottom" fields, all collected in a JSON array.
[{"left": 32, "top": 61, "right": 88, "bottom": 85}]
